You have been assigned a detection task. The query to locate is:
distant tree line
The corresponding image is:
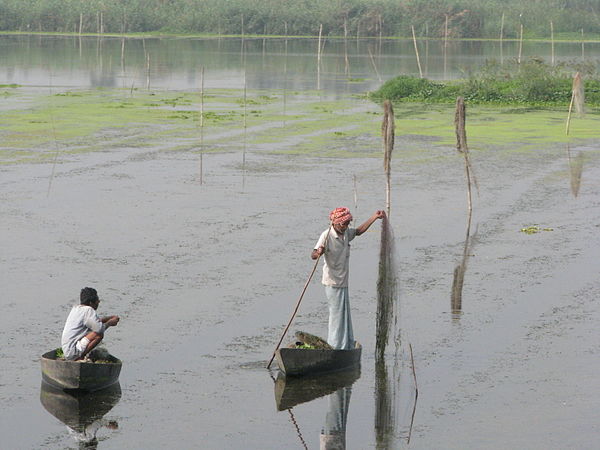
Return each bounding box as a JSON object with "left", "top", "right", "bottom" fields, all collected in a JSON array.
[{"left": 0, "top": 0, "right": 598, "bottom": 39}]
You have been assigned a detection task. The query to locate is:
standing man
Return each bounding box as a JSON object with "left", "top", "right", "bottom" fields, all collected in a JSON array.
[{"left": 312, "top": 207, "right": 386, "bottom": 349}]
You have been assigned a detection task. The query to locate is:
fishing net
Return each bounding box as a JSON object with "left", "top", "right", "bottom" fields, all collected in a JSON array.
[{"left": 375, "top": 217, "right": 399, "bottom": 359}]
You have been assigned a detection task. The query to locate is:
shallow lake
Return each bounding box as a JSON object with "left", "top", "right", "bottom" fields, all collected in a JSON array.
[{"left": 1, "top": 35, "right": 599, "bottom": 449}]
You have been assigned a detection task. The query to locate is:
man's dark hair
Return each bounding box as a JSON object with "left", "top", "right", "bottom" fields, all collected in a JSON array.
[{"left": 80, "top": 287, "right": 99, "bottom": 306}]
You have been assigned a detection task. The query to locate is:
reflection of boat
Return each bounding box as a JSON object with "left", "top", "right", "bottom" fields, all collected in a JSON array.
[
  {"left": 40, "top": 349, "right": 122, "bottom": 391},
  {"left": 275, "top": 342, "right": 361, "bottom": 377},
  {"left": 275, "top": 367, "right": 361, "bottom": 411},
  {"left": 40, "top": 381, "right": 121, "bottom": 432}
]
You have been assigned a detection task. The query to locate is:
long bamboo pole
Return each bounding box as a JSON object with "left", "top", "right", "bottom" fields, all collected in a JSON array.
[
  {"left": 199, "top": 66, "right": 204, "bottom": 184},
  {"left": 411, "top": 26, "right": 423, "bottom": 78},
  {"left": 518, "top": 23, "right": 523, "bottom": 64},
  {"left": 382, "top": 100, "right": 395, "bottom": 217},
  {"left": 500, "top": 13, "right": 504, "bottom": 64},
  {"left": 455, "top": 97, "right": 473, "bottom": 219},
  {"left": 550, "top": 21, "right": 555, "bottom": 65}
]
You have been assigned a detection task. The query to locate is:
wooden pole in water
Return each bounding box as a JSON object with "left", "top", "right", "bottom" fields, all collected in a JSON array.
[
  {"left": 283, "top": 25, "right": 288, "bottom": 127},
  {"left": 550, "top": 21, "right": 555, "bottom": 66},
  {"left": 382, "top": 100, "right": 395, "bottom": 217},
  {"left": 518, "top": 23, "right": 523, "bottom": 64},
  {"left": 344, "top": 17, "right": 349, "bottom": 77},
  {"left": 317, "top": 24, "right": 323, "bottom": 90},
  {"left": 266, "top": 225, "right": 332, "bottom": 369},
  {"left": 406, "top": 342, "right": 418, "bottom": 445},
  {"left": 499, "top": 13, "right": 504, "bottom": 64},
  {"left": 146, "top": 53, "right": 150, "bottom": 90},
  {"left": 368, "top": 46, "right": 382, "bottom": 82},
  {"left": 566, "top": 72, "right": 584, "bottom": 135},
  {"left": 411, "top": 26, "right": 423, "bottom": 78},
  {"left": 581, "top": 28, "right": 585, "bottom": 61},
  {"left": 454, "top": 97, "right": 475, "bottom": 219},
  {"left": 199, "top": 66, "right": 204, "bottom": 185}
]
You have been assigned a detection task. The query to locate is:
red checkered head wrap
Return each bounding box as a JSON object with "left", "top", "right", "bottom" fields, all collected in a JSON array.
[{"left": 330, "top": 207, "right": 353, "bottom": 225}]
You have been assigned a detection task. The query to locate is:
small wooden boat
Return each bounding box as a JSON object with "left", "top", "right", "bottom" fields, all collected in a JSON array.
[
  {"left": 40, "top": 349, "right": 122, "bottom": 392},
  {"left": 275, "top": 341, "right": 362, "bottom": 377},
  {"left": 274, "top": 367, "right": 361, "bottom": 410}
]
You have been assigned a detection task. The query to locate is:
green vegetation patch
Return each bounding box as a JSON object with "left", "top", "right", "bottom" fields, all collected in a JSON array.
[
  {"left": 520, "top": 225, "right": 554, "bottom": 235},
  {"left": 1, "top": 85, "right": 598, "bottom": 165},
  {"left": 371, "top": 59, "right": 600, "bottom": 107}
]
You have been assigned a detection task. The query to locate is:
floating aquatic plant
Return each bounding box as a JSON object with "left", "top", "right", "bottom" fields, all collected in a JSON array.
[{"left": 520, "top": 225, "right": 554, "bottom": 234}]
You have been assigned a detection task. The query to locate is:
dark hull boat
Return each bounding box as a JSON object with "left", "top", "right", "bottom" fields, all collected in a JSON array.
[
  {"left": 40, "top": 349, "right": 122, "bottom": 392},
  {"left": 275, "top": 342, "right": 361, "bottom": 377}
]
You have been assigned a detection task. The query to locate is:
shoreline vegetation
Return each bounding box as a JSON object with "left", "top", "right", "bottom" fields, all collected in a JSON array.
[
  {"left": 371, "top": 59, "right": 600, "bottom": 107},
  {"left": 0, "top": 0, "right": 599, "bottom": 40},
  {"left": 2, "top": 30, "right": 600, "bottom": 44}
]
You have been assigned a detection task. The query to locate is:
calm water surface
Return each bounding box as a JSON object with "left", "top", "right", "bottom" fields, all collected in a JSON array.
[
  {"left": 1, "top": 36, "right": 599, "bottom": 449},
  {"left": 2, "top": 35, "right": 600, "bottom": 92}
]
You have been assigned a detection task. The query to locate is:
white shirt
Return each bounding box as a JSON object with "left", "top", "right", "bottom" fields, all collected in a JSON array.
[
  {"left": 315, "top": 226, "right": 357, "bottom": 287},
  {"left": 61, "top": 305, "right": 105, "bottom": 358}
]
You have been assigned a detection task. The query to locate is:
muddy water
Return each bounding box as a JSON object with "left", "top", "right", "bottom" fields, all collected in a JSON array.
[
  {"left": 2, "top": 110, "right": 599, "bottom": 448},
  {"left": 2, "top": 37, "right": 600, "bottom": 449}
]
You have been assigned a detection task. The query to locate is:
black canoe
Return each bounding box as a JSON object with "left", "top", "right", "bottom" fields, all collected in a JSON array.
[
  {"left": 275, "top": 341, "right": 361, "bottom": 377},
  {"left": 40, "top": 349, "right": 122, "bottom": 392}
]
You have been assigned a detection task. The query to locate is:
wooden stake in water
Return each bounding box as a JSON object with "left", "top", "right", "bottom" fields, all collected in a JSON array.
[
  {"left": 199, "top": 66, "right": 205, "bottom": 185},
  {"left": 283, "top": 35, "right": 288, "bottom": 128},
  {"left": 368, "top": 46, "right": 382, "bottom": 82},
  {"left": 518, "top": 23, "right": 523, "bottom": 64},
  {"left": 344, "top": 18, "right": 349, "bottom": 78},
  {"left": 454, "top": 97, "right": 477, "bottom": 219},
  {"left": 146, "top": 53, "right": 150, "bottom": 90},
  {"left": 382, "top": 100, "right": 394, "bottom": 216},
  {"left": 243, "top": 66, "right": 247, "bottom": 188},
  {"left": 566, "top": 72, "right": 584, "bottom": 135},
  {"left": 550, "top": 21, "right": 555, "bottom": 66},
  {"left": 411, "top": 26, "right": 423, "bottom": 78},
  {"left": 500, "top": 13, "right": 504, "bottom": 64},
  {"left": 444, "top": 15, "right": 449, "bottom": 78},
  {"left": 317, "top": 24, "right": 323, "bottom": 90}
]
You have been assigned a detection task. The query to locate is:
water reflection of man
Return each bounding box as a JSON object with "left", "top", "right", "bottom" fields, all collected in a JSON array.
[
  {"left": 320, "top": 386, "right": 352, "bottom": 450},
  {"left": 67, "top": 418, "right": 118, "bottom": 449},
  {"left": 312, "top": 207, "right": 385, "bottom": 349}
]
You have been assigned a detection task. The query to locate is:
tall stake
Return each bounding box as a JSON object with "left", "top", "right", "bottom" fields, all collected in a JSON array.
[
  {"left": 550, "top": 21, "right": 555, "bottom": 65},
  {"left": 368, "top": 46, "right": 382, "bottom": 82},
  {"left": 518, "top": 23, "right": 523, "bottom": 64},
  {"left": 454, "top": 97, "right": 475, "bottom": 220},
  {"left": 499, "top": 13, "right": 504, "bottom": 64},
  {"left": 283, "top": 30, "right": 288, "bottom": 127},
  {"left": 317, "top": 24, "right": 323, "bottom": 90},
  {"left": 382, "top": 100, "right": 395, "bottom": 217},
  {"left": 444, "top": 15, "right": 449, "bottom": 78},
  {"left": 411, "top": 26, "right": 423, "bottom": 78},
  {"left": 199, "top": 66, "right": 204, "bottom": 185},
  {"left": 146, "top": 53, "right": 150, "bottom": 90},
  {"left": 566, "top": 72, "right": 584, "bottom": 135}
]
